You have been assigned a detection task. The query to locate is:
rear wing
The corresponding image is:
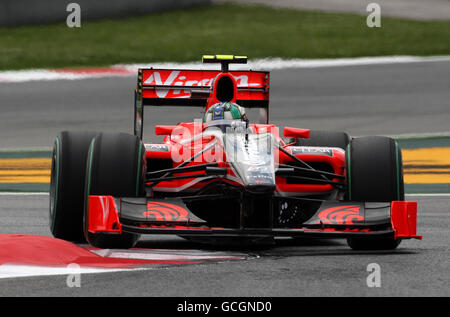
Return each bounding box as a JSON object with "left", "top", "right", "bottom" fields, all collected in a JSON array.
[
  {"left": 137, "top": 69, "right": 270, "bottom": 107},
  {"left": 134, "top": 55, "right": 270, "bottom": 139}
]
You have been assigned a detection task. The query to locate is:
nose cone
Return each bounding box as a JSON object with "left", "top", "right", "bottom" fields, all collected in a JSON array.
[{"left": 243, "top": 169, "right": 276, "bottom": 193}]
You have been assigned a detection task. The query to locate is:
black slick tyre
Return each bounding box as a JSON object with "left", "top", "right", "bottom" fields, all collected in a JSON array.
[
  {"left": 49, "top": 131, "right": 98, "bottom": 242},
  {"left": 84, "top": 132, "right": 145, "bottom": 249},
  {"left": 345, "top": 136, "right": 404, "bottom": 250}
]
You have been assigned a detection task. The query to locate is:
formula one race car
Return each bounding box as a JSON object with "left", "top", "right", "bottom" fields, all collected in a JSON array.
[{"left": 49, "top": 55, "right": 421, "bottom": 250}]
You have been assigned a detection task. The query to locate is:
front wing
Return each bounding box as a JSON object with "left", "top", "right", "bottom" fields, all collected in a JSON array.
[{"left": 87, "top": 196, "right": 421, "bottom": 240}]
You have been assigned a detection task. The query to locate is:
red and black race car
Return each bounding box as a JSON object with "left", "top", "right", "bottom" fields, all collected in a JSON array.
[{"left": 49, "top": 55, "right": 421, "bottom": 249}]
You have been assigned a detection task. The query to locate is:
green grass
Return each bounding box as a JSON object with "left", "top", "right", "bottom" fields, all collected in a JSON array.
[{"left": 1, "top": 3, "right": 450, "bottom": 70}]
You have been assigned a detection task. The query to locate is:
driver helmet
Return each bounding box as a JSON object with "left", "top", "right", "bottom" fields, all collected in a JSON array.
[{"left": 203, "top": 101, "right": 248, "bottom": 124}]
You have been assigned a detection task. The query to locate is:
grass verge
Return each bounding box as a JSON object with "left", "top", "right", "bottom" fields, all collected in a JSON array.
[{"left": 1, "top": 3, "right": 450, "bottom": 70}]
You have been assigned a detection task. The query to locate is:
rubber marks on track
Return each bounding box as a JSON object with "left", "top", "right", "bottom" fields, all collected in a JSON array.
[{"left": 0, "top": 234, "right": 247, "bottom": 279}]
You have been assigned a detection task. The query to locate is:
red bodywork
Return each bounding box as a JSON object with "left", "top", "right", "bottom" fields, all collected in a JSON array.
[
  {"left": 144, "top": 124, "right": 346, "bottom": 195},
  {"left": 87, "top": 59, "right": 421, "bottom": 243},
  {"left": 139, "top": 67, "right": 341, "bottom": 194}
]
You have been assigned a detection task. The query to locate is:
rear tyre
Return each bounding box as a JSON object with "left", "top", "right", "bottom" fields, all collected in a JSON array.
[
  {"left": 49, "top": 131, "right": 98, "bottom": 242},
  {"left": 295, "top": 130, "right": 350, "bottom": 150},
  {"left": 345, "top": 136, "right": 404, "bottom": 250},
  {"left": 84, "top": 132, "right": 145, "bottom": 249}
]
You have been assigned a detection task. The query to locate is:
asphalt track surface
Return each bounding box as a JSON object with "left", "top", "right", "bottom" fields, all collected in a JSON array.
[
  {"left": 0, "top": 194, "right": 446, "bottom": 296},
  {"left": 0, "top": 60, "right": 449, "bottom": 296}
]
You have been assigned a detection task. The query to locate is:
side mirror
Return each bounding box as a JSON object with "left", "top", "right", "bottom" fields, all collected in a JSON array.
[
  {"left": 155, "top": 125, "right": 178, "bottom": 136},
  {"left": 283, "top": 127, "right": 310, "bottom": 139}
]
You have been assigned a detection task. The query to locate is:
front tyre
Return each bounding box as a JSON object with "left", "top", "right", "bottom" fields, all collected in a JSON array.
[
  {"left": 49, "top": 131, "right": 98, "bottom": 242},
  {"left": 84, "top": 132, "right": 145, "bottom": 249},
  {"left": 345, "top": 136, "right": 404, "bottom": 250}
]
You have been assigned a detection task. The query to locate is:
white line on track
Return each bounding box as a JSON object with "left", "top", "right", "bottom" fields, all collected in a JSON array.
[
  {"left": 1, "top": 55, "right": 450, "bottom": 83},
  {"left": 118, "top": 55, "right": 450, "bottom": 71},
  {"left": 0, "top": 248, "right": 247, "bottom": 279},
  {"left": 0, "top": 264, "right": 146, "bottom": 279},
  {"left": 0, "top": 192, "right": 48, "bottom": 196},
  {"left": 0, "top": 147, "right": 53, "bottom": 152},
  {"left": 0, "top": 192, "right": 448, "bottom": 197}
]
